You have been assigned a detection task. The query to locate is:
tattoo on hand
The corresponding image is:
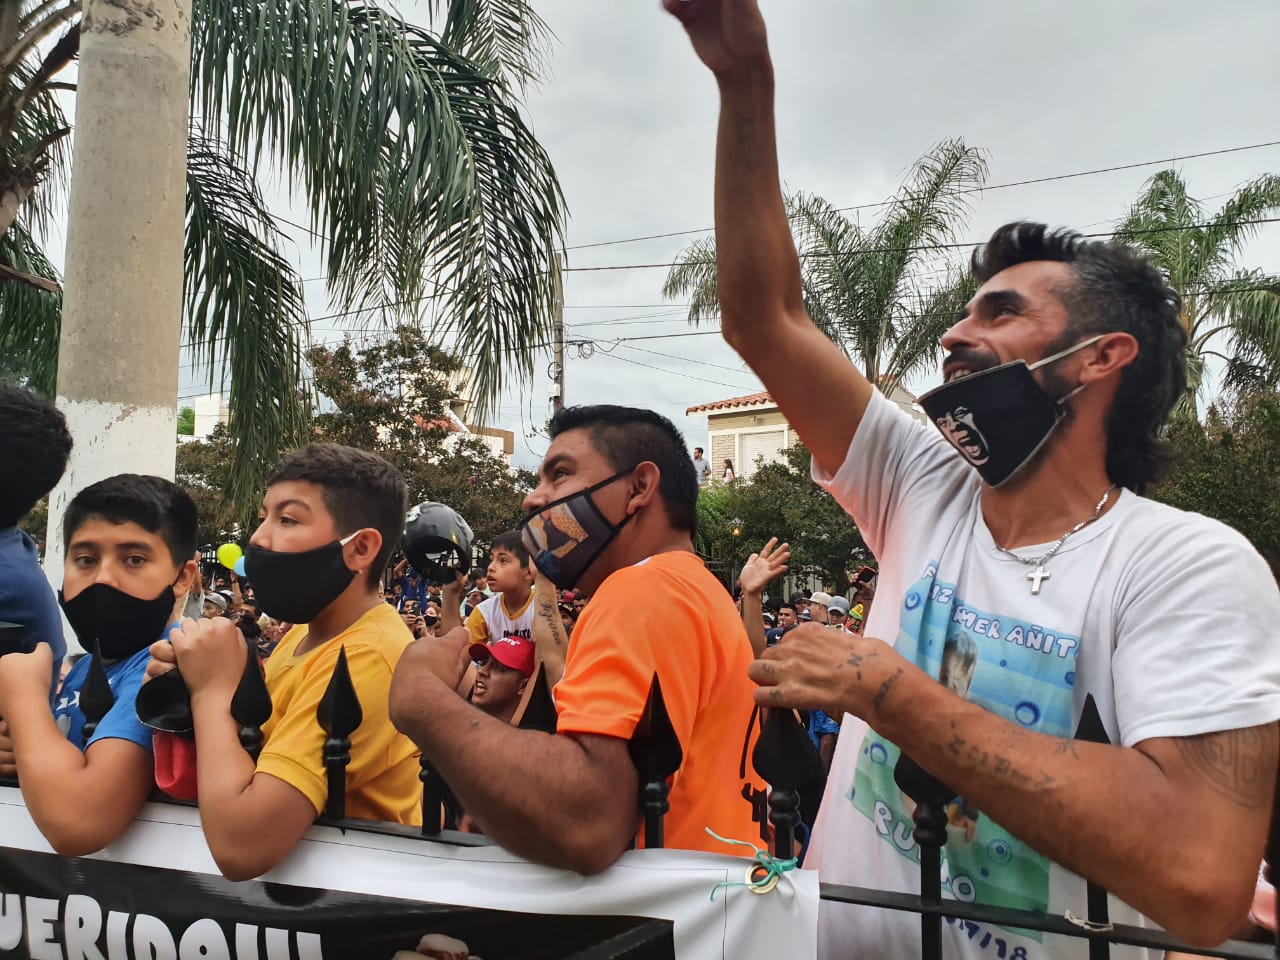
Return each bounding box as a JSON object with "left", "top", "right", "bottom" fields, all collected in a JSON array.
[
  {"left": 871, "top": 667, "right": 905, "bottom": 712},
  {"left": 1174, "top": 724, "right": 1278, "bottom": 809}
]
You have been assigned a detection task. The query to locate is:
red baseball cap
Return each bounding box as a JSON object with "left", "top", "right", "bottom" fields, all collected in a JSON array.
[{"left": 468, "top": 635, "right": 535, "bottom": 678}]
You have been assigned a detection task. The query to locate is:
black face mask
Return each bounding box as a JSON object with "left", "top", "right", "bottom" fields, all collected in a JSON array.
[
  {"left": 423, "top": 614, "right": 440, "bottom": 627},
  {"left": 918, "top": 336, "right": 1100, "bottom": 488},
  {"left": 244, "top": 531, "right": 360, "bottom": 624},
  {"left": 60, "top": 580, "right": 178, "bottom": 662},
  {"left": 521, "top": 470, "right": 635, "bottom": 591}
]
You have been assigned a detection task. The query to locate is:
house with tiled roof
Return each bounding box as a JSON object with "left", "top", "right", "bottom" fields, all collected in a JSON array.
[{"left": 687, "top": 383, "right": 922, "bottom": 480}]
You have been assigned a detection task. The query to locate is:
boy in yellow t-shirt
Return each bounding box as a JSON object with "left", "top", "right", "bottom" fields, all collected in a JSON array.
[{"left": 146, "top": 444, "right": 421, "bottom": 881}]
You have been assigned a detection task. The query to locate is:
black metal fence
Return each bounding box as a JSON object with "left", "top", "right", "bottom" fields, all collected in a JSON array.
[{"left": 20, "top": 624, "right": 1280, "bottom": 960}]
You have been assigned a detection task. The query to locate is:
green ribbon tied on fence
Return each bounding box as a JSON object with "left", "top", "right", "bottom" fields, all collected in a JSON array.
[{"left": 705, "top": 828, "right": 798, "bottom": 901}]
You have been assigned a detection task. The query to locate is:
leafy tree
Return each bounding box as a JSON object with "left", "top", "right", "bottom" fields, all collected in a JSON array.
[
  {"left": 307, "top": 327, "right": 535, "bottom": 547},
  {"left": 176, "top": 423, "right": 248, "bottom": 547},
  {"left": 664, "top": 139, "right": 987, "bottom": 388},
  {"left": 1150, "top": 391, "right": 1280, "bottom": 576},
  {"left": 0, "top": 0, "right": 565, "bottom": 515},
  {"left": 696, "top": 444, "right": 870, "bottom": 595},
  {"left": 1116, "top": 170, "right": 1280, "bottom": 417},
  {"left": 177, "top": 406, "right": 196, "bottom": 436},
  {"left": 177, "top": 328, "right": 533, "bottom": 551}
]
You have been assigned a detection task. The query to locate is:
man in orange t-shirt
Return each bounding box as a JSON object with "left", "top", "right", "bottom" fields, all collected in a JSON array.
[{"left": 390, "top": 405, "right": 765, "bottom": 873}]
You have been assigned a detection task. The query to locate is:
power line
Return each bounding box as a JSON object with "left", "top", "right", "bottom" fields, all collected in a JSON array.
[
  {"left": 562, "top": 217, "right": 1280, "bottom": 273},
  {"left": 562, "top": 139, "right": 1280, "bottom": 252}
]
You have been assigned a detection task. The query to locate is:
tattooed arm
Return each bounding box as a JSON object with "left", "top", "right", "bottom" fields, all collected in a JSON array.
[
  {"left": 749, "top": 625, "right": 1277, "bottom": 947},
  {"left": 529, "top": 571, "right": 567, "bottom": 689}
]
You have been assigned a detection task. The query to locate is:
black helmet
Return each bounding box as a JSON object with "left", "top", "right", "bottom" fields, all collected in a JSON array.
[{"left": 402, "top": 502, "right": 473, "bottom": 581}]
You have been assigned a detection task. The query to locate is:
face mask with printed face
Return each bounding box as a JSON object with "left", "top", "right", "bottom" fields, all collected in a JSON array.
[
  {"left": 60, "top": 580, "right": 178, "bottom": 661},
  {"left": 918, "top": 336, "right": 1102, "bottom": 488},
  {"left": 244, "top": 531, "right": 362, "bottom": 624},
  {"left": 521, "top": 470, "right": 635, "bottom": 591}
]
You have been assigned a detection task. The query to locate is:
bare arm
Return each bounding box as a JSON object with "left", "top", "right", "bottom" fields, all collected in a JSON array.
[
  {"left": 0, "top": 650, "right": 152, "bottom": 856},
  {"left": 667, "top": 0, "right": 874, "bottom": 475},
  {"left": 738, "top": 538, "right": 790, "bottom": 657},
  {"left": 389, "top": 633, "right": 639, "bottom": 874},
  {"left": 188, "top": 684, "right": 317, "bottom": 881},
  {"left": 529, "top": 570, "right": 568, "bottom": 688},
  {"left": 439, "top": 573, "right": 465, "bottom": 635},
  {"left": 751, "top": 627, "right": 1275, "bottom": 946}
]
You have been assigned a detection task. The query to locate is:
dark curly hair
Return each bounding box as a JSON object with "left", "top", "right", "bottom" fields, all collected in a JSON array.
[
  {"left": 972, "top": 222, "right": 1186, "bottom": 492},
  {"left": 0, "top": 384, "right": 72, "bottom": 528}
]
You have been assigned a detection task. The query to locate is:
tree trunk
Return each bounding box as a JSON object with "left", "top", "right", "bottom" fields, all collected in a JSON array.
[{"left": 44, "top": 0, "right": 193, "bottom": 581}]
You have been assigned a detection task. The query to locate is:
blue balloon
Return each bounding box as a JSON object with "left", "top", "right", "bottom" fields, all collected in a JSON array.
[{"left": 233, "top": 556, "right": 247, "bottom": 577}]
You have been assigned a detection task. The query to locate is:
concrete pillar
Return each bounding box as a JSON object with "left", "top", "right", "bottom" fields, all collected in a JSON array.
[{"left": 44, "top": 0, "right": 193, "bottom": 582}]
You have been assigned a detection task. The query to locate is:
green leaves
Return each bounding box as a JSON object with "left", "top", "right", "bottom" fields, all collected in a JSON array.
[
  {"left": 1116, "top": 169, "right": 1280, "bottom": 414},
  {"left": 190, "top": 0, "right": 565, "bottom": 423},
  {"left": 665, "top": 139, "right": 987, "bottom": 389},
  {"left": 184, "top": 136, "right": 311, "bottom": 513}
]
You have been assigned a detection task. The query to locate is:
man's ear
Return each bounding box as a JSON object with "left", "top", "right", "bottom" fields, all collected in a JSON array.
[
  {"left": 1080, "top": 331, "right": 1139, "bottom": 384},
  {"left": 626, "top": 462, "right": 662, "bottom": 515},
  {"left": 346, "top": 528, "right": 384, "bottom": 574}
]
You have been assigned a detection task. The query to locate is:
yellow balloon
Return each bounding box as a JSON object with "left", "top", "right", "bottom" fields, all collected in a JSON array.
[{"left": 216, "top": 543, "right": 243, "bottom": 569}]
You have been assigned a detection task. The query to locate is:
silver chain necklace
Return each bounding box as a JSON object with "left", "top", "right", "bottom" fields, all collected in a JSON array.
[{"left": 993, "top": 485, "right": 1118, "bottom": 595}]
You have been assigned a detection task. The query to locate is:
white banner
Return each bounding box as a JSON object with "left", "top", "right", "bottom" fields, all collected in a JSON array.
[{"left": 0, "top": 786, "right": 818, "bottom": 959}]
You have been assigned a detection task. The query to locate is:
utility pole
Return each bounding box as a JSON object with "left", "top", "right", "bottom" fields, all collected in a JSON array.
[{"left": 551, "top": 254, "right": 565, "bottom": 413}]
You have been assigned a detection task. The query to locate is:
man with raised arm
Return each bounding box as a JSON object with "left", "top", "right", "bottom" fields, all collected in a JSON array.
[{"left": 666, "top": 0, "right": 1280, "bottom": 954}]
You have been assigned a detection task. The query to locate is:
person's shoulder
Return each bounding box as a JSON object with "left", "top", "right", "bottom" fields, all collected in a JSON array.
[
  {"left": 1117, "top": 493, "right": 1261, "bottom": 558},
  {"left": 328, "top": 603, "right": 414, "bottom": 661}
]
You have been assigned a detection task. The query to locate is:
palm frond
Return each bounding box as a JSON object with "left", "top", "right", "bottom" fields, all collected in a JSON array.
[
  {"left": 4, "top": 58, "right": 73, "bottom": 241},
  {"left": 786, "top": 192, "right": 867, "bottom": 364},
  {"left": 401, "top": 26, "right": 565, "bottom": 421},
  {"left": 1208, "top": 270, "right": 1280, "bottom": 384},
  {"left": 0, "top": 220, "right": 60, "bottom": 392},
  {"left": 881, "top": 264, "right": 976, "bottom": 389},
  {"left": 662, "top": 236, "right": 720, "bottom": 326},
  {"left": 1115, "top": 169, "right": 1207, "bottom": 294},
  {"left": 184, "top": 136, "right": 310, "bottom": 513},
  {"left": 1193, "top": 174, "right": 1280, "bottom": 284},
  {"left": 191, "top": 0, "right": 565, "bottom": 418},
  {"left": 435, "top": 0, "right": 554, "bottom": 93}
]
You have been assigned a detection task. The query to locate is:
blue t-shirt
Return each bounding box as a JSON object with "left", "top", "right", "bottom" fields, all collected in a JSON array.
[
  {"left": 808, "top": 708, "right": 840, "bottom": 751},
  {"left": 0, "top": 526, "right": 67, "bottom": 698},
  {"left": 54, "top": 644, "right": 156, "bottom": 753}
]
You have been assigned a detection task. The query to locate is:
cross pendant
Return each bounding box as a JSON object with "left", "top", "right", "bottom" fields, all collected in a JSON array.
[{"left": 1027, "top": 565, "right": 1050, "bottom": 595}]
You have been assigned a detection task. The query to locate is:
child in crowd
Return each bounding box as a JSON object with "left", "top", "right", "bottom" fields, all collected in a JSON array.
[
  {"left": 146, "top": 444, "right": 421, "bottom": 880},
  {"left": 0, "top": 475, "right": 198, "bottom": 855},
  {"left": 0, "top": 384, "right": 73, "bottom": 695},
  {"left": 465, "top": 531, "right": 535, "bottom": 648}
]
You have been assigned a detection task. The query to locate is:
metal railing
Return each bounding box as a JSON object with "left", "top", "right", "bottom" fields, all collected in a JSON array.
[{"left": 18, "top": 627, "right": 1280, "bottom": 960}]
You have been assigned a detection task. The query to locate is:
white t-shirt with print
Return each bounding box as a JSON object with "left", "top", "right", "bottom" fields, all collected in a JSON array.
[{"left": 807, "top": 388, "right": 1280, "bottom": 960}]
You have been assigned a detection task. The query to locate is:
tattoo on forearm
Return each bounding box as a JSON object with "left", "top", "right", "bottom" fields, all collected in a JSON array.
[
  {"left": 1174, "top": 725, "right": 1278, "bottom": 809},
  {"left": 1054, "top": 738, "right": 1080, "bottom": 757},
  {"left": 871, "top": 667, "right": 905, "bottom": 712},
  {"left": 534, "top": 593, "right": 565, "bottom": 650},
  {"left": 944, "top": 726, "right": 1055, "bottom": 790}
]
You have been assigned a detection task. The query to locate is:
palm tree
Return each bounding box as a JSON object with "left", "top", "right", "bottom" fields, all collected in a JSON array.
[
  {"left": 663, "top": 139, "right": 987, "bottom": 390},
  {"left": 0, "top": 0, "right": 565, "bottom": 511},
  {"left": 1115, "top": 169, "right": 1280, "bottom": 418}
]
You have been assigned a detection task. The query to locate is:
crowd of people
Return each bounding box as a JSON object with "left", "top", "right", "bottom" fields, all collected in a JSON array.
[{"left": 0, "top": 2, "right": 1278, "bottom": 958}]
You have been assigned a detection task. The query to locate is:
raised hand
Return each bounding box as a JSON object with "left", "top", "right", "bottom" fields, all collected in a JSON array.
[
  {"left": 663, "top": 0, "right": 769, "bottom": 77},
  {"left": 738, "top": 537, "right": 790, "bottom": 596}
]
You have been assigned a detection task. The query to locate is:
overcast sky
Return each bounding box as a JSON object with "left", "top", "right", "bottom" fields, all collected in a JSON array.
[{"left": 184, "top": 1, "right": 1280, "bottom": 470}]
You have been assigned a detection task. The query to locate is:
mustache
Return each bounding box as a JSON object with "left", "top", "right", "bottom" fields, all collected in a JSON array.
[{"left": 943, "top": 346, "right": 1000, "bottom": 373}]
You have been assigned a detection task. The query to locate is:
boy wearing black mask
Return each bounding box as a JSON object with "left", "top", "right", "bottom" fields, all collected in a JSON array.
[
  {"left": 145, "top": 444, "right": 421, "bottom": 881},
  {"left": 0, "top": 474, "right": 198, "bottom": 855}
]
